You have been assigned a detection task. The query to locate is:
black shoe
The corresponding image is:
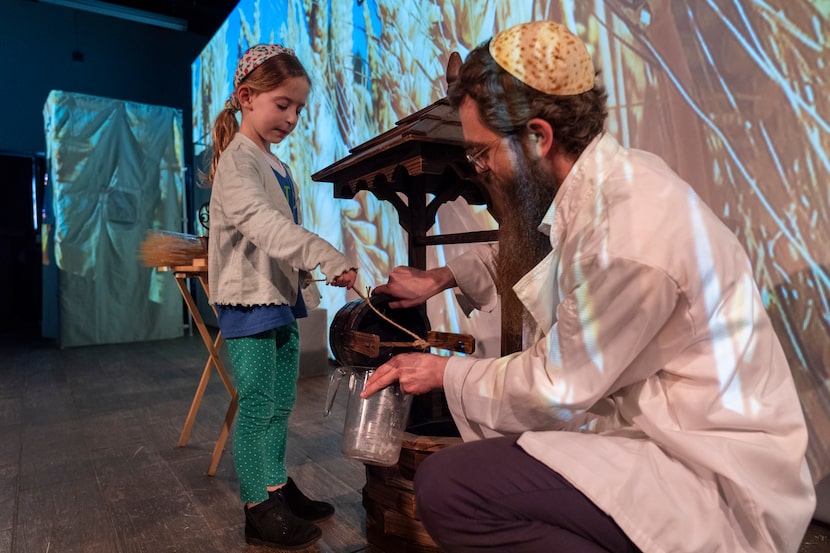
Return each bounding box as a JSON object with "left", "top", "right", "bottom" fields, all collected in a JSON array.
[
  {"left": 244, "top": 494, "right": 322, "bottom": 550},
  {"left": 271, "top": 477, "right": 335, "bottom": 522}
]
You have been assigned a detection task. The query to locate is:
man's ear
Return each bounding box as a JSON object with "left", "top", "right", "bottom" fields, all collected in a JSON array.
[
  {"left": 529, "top": 133, "right": 543, "bottom": 156},
  {"left": 526, "top": 118, "right": 553, "bottom": 157}
]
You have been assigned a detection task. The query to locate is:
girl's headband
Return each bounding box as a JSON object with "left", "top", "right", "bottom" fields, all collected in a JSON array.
[{"left": 234, "top": 44, "right": 296, "bottom": 88}]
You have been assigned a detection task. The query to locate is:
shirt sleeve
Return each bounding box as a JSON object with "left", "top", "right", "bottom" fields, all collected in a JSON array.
[
  {"left": 215, "top": 146, "right": 350, "bottom": 281},
  {"left": 446, "top": 242, "right": 499, "bottom": 315},
  {"left": 444, "top": 255, "right": 680, "bottom": 435}
]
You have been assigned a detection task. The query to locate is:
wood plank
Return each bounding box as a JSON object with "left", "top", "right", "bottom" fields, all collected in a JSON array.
[
  {"left": 14, "top": 478, "right": 117, "bottom": 553},
  {"left": 0, "top": 529, "right": 11, "bottom": 553},
  {"left": 365, "top": 475, "right": 417, "bottom": 519}
]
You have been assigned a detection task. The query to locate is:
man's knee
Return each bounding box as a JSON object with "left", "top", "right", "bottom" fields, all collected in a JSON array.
[
  {"left": 414, "top": 446, "right": 463, "bottom": 542},
  {"left": 414, "top": 443, "right": 475, "bottom": 525},
  {"left": 414, "top": 446, "right": 449, "bottom": 511}
]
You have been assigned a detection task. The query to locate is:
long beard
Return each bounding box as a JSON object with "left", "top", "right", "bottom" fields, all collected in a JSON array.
[{"left": 494, "top": 142, "right": 557, "bottom": 350}]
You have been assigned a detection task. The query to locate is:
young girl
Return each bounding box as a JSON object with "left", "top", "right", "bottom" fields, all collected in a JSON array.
[{"left": 208, "top": 43, "right": 357, "bottom": 550}]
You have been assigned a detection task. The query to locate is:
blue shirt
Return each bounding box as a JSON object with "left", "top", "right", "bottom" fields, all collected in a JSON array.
[{"left": 216, "top": 167, "right": 307, "bottom": 339}]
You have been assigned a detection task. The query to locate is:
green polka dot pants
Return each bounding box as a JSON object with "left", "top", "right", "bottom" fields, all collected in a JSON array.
[{"left": 226, "top": 322, "right": 299, "bottom": 503}]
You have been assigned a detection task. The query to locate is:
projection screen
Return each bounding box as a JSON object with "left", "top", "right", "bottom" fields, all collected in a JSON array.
[{"left": 192, "top": 0, "right": 830, "bottom": 482}]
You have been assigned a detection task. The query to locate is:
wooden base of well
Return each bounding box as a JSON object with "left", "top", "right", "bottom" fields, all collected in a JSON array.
[{"left": 362, "top": 428, "right": 463, "bottom": 552}]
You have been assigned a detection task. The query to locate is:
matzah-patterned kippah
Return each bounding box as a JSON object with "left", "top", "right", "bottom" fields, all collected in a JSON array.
[{"left": 489, "top": 21, "right": 595, "bottom": 96}]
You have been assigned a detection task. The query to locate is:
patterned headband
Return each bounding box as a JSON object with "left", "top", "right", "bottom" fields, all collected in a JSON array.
[{"left": 234, "top": 43, "right": 296, "bottom": 88}]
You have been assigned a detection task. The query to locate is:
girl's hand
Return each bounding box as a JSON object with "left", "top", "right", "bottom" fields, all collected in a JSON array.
[{"left": 331, "top": 268, "right": 357, "bottom": 289}]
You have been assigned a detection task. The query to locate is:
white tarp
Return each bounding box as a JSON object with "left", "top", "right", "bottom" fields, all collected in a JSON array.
[{"left": 43, "top": 90, "right": 184, "bottom": 346}]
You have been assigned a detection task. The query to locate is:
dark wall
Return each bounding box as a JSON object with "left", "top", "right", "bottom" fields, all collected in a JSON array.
[
  {"left": 0, "top": 0, "right": 211, "bottom": 337},
  {"left": 1, "top": 0, "right": 209, "bottom": 165}
]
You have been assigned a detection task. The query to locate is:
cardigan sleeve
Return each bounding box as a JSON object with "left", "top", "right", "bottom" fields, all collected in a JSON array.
[{"left": 214, "top": 142, "right": 351, "bottom": 281}]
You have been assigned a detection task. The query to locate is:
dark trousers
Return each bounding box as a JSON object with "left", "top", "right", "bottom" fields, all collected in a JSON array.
[{"left": 414, "top": 436, "right": 640, "bottom": 553}]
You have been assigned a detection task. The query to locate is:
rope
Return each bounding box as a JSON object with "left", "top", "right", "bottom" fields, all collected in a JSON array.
[{"left": 353, "top": 287, "right": 430, "bottom": 350}]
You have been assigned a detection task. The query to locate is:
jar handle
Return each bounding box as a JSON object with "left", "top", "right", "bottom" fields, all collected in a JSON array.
[{"left": 323, "top": 366, "right": 349, "bottom": 416}]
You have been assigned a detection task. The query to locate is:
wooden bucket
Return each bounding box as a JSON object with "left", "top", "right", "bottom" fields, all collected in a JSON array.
[
  {"left": 329, "top": 295, "right": 467, "bottom": 426},
  {"left": 329, "top": 294, "right": 430, "bottom": 368},
  {"left": 363, "top": 420, "right": 462, "bottom": 552}
]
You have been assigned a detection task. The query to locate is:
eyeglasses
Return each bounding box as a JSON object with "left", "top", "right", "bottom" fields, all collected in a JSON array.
[{"left": 465, "top": 137, "right": 502, "bottom": 172}]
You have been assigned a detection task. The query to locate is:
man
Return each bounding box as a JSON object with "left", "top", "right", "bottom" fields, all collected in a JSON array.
[{"left": 362, "top": 20, "right": 815, "bottom": 553}]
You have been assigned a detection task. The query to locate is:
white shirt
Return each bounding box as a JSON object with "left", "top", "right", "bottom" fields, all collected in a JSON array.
[{"left": 444, "top": 133, "right": 814, "bottom": 552}]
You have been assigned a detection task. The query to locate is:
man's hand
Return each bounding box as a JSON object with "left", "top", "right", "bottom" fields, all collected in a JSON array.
[
  {"left": 361, "top": 353, "right": 449, "bottom": 397},
  {"left": 372, "top": 266, "right": 457, "bottom": 308}
]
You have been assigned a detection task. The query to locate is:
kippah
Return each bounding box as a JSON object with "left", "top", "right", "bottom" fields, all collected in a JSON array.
[{"left": 489, "top": 21, "right": 595, "bottom": 96}]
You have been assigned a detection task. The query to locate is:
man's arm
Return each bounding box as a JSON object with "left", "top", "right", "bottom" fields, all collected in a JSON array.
[
  {"left": 374, "top": 243, "right": 499, "bottom": 312},
  {"left": 372, "top": 266, "right": 457, "bottom": 308}
]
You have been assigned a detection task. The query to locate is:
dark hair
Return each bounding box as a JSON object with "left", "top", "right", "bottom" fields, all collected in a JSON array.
[
  {"left": 209, "top": 53, "right": 311, "bottom": 184},
  {"left": 448, "top": 40, "right": 608, "bottom": 157}
]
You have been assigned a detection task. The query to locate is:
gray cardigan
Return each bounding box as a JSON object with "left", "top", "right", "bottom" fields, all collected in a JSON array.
[{"left": 208, "top": 133, "right": 350, "bottom": 306}]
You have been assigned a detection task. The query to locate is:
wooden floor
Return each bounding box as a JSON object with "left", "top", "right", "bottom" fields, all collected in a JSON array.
[
  {"left": 0, "top": 332, "right": 381, "bottom": 553},
  {"left": 1, "top": 331, "right": 829, "bottom": 553}
]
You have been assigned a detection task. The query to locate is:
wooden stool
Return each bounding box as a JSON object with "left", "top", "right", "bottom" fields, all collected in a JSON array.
[{"left": 161, "top": 260, "right": 238, "bottom": 476}]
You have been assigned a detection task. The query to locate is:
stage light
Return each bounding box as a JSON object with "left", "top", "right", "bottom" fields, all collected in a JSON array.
[{"left": 36, "top": 0, "right": 188, "bottom": 31}]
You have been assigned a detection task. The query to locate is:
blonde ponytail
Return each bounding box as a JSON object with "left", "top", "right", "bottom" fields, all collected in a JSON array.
[{"left": 208, "top": 94, "right": 241, "bottom": 185}]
